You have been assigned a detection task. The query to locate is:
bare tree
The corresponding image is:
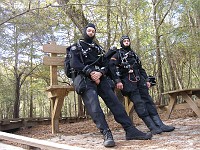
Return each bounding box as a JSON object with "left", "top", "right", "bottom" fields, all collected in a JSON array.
[{"left": 152, "top": 0, "right": 175, "bottom": 102}]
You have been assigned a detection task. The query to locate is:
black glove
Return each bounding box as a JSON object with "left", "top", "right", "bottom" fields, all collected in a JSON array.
[{"left": 148, "top": 75, "right": 156, "bottom": 87}]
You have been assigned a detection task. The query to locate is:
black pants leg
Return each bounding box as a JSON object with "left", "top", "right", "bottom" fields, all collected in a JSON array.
[
  {"left": 138, "top": 80, "right": 158, "bottom": 116},
  {"left": 81, "top": 88, "right": 109, "bottom": 131},
  {"left": 128, "top": 90, "right": 150, "bottom": 118},
  {"left": 97, "top": 77, "right": 132, "bottom": 130}
]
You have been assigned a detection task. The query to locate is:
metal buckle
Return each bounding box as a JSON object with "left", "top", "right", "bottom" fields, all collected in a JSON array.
[
  {"left": 95, "top": 65, "right": 100, "bottom": 70},
  {"left": 128, "top": 74, "right": 140, "bottom": 82},
  {"left": 135, "top": 76, "right": 140, "bottom": 81}
]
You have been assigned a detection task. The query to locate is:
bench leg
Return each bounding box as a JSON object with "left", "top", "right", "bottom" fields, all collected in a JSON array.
[
  {"left": 165, "top": 94, "right": 177, "bottom": 119},
  {"left": 182, "top": 92, "right": 200, "bottom": 117},
  {"left": 51, "top": 96, "right": 65, "bottom": 134},
  {"left": 124, "top": 97, "right": 134, "bottom": 124},
  {"left": 50, "top": 98, "right": 56, "bottom": 134}
]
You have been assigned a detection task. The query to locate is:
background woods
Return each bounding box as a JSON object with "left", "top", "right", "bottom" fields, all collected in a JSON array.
[{"left": 0, "top": 0, "right": 199, "bottom": 119}]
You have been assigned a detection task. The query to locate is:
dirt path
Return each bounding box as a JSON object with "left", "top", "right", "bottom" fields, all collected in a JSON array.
[
  {"left": 3, "top": 109, "right": 200, "bottom": 150},
  {"left": 48, "top": 117, "right": 200, "bottom": 150}
]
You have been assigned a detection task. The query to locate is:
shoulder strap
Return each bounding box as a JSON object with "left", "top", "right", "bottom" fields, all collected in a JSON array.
[
  {"left": 76, "top": 40, "right": 84, "bottom": 64},
  {"left": 118, "top": 50, "right": 123, "bottom": 62},
  {"left": 78, "top": 40, "right": 103, "bottom": 67}
]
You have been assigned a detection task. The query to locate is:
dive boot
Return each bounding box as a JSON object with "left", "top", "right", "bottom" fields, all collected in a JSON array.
[
  {"left": 125, "top": 126, "right": 152, "bottom": 140},
  {"left": 101, "top": 129, "right": 115, "bottom": 147},
  {"left": 142, "top": 116, "right": 163, "bottom": 135},
  {"left": 151, "top": 115, "right": 175, "bottom": 132}
]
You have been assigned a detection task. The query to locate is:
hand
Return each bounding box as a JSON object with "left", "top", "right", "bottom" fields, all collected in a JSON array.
[
  {"left": 146, "top": 82, "right": 151, "bottom": 88},
  {"left": 95, "top": 79, "right": 100, "bottom": 85},
  {"left": 90, "top": 71, "right": 102, "bottom": 84},
  {"left": 116, "top": 82, "right": 123, "bottom": 90}
]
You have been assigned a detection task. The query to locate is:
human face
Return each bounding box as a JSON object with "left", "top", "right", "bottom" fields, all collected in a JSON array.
[
  {"left": 123, "top": 39, "right": 130, "bottom": 47},
  {"left": 86, "top": 27, "right": 95, "bottom": 37}
]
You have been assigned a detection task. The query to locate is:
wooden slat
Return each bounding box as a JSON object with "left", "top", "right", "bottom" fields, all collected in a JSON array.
[
  {"left": 0, "top": 131, "right": 88, "bottom": 150},
  {"left": 46, "top": 85, "right": 74, "bottom": 92},
  {"left": 43, "top": 44, "right": 67, "bottom": 54},
  {"left": 162, "top": 88, "right": 200, "bottom": 95},
  {"left": 50, "top": 65, "right": 58, "bottom": 85},
  {"left": 43, "top": 56, "right": 65, "bottom": 66}
]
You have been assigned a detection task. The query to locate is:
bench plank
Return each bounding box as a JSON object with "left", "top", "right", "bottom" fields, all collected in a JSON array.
[
  {"left": 0, "top": 131, "right": 88, "bottom": 150},
  {"left": 43, "top": 44, "right": 67, "bottom": 54},
  {"left": 46, "top": 85, "right": 74, "bottom": 92},
  {"left": 162, "top": 88, "right": 200, "bottom": 95},
  {"left": 43, "top": 56, "right": 65, "bottom": 66}
]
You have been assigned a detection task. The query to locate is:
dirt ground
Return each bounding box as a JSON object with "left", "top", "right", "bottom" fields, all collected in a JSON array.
[{"left": 4, "top": 108, "right": 200, "bottom": 150}]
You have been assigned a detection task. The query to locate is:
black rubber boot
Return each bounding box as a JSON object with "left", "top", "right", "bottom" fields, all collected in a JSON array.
[
  {"left": 101, "top": 129, "right": 115, "bottom": 147},
  {"left": 125, "top": 126, "right": 152, "bottom": 140},
  {"left": 142, "top": 116, "right": 163, "bottom": 135},
  {"left": 151, "top": 115, "right": 175, "bottom": 132}
]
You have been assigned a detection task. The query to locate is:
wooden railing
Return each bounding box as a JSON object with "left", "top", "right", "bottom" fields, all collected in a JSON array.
[{"left": 0, "top": 117, "right": 87, "bottom": 132}]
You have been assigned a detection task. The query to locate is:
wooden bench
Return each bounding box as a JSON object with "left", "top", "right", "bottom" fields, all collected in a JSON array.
[
  {"left": 162, "top": 88, "right": 200, "bottom": 119},
  {"left": 43, "top": 42, "right": 74, "bottom": 134},
  {"left": 43, "top": 42, "right": 134, "bottom": 134},
  {"left": 0, "top": 131, "right": 87, "bottom": 150}
]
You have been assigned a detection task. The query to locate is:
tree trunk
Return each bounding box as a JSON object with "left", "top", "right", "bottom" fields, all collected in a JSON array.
[
  {"left": 56, "top": 0, "right": 88, "bottom": 36},
  {"left": 13, "top": 74, "right": 21, "bottom": 118},
  {"left": 152, "top": 0, "right": 174, "bottom": 102},
  {"left": 13, "top": 25, "right": 20, "bottom": 118},
  {"left": 30, "top": 43, "right": 34, "bottom": 118},
  {"left": 134, "top": 0, "right": 140, "bottom": 53},
  {"left": 164, "top": 39, "right": 176, "bottom": 91},
  {"left": 106, "top": 0, "right": 111, "bottom": 50},
  {"left": 153, "top": 18, "right": 164, "bottom": 103}
]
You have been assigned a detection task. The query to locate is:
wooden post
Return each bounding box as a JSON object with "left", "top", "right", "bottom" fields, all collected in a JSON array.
[
  {"left": 49, "top": 42, "right": 58, "bottom": 86},
  {"left": 124, "top": 97, "right": 134, "bottom": 122}
]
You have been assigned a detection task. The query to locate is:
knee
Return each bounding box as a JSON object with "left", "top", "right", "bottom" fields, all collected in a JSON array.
[{"left": 134, "top": 103, "right": 149, "bottom": 118}]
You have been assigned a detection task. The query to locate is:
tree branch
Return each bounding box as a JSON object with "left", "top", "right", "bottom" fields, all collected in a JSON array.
[
  {"left": 20, "top": 64, "right": 40, "bottom": 88},
  {"left": 157, "top": 0, "right": 175, "bottom": 29},
  {"left": 0, "top": 4, "right": 52, "bottom": 26},
  {"left": 0, "top": 2, "right": 117, "bottom": 26}
]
